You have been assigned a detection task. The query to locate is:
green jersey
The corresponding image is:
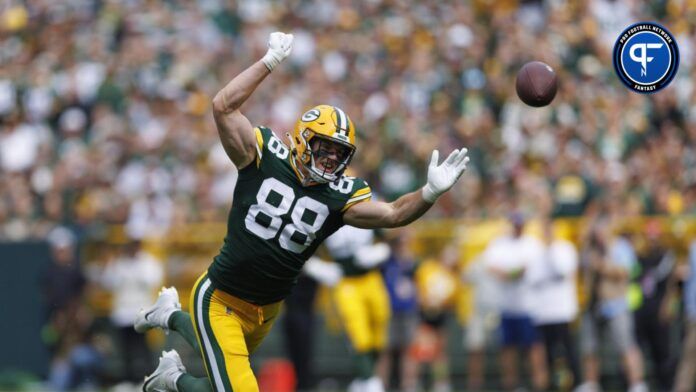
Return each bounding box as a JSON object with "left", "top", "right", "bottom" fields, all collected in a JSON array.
[{"left": 208, "top": 127, "right": 371, "bottom": 304}]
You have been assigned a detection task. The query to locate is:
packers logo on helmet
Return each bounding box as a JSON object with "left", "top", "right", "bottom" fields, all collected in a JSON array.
[{"left": 289, "top": 104, "right": 356, "bottom": 184}]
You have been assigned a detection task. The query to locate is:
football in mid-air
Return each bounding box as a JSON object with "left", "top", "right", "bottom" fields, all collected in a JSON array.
[{"left": 515, "top": 61, "right": 557, "bottom": 107}]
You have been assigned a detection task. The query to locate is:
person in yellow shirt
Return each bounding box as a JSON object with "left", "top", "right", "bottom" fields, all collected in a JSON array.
[{"left": 407, "top": 245, "right": 459, "bottom": 392}]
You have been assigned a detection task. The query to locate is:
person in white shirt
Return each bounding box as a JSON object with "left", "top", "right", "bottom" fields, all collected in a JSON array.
[
  {"left": 99, "top": 239, "right": 163, "bottom": 382},
  {"left": 527, "top": 218, "right": 581, "bottom": 390},
  {"left": 577, "top": 219, "right": 646, "bottom": 392},
  {"left": 462, "top": 255, "right": 501, "bottom": 390},
  {"left": 483, "top": 212, "right": 547, "bottom": 391},
  {"left": 674, "top": 239, "right": 696, "bottom": 392}
]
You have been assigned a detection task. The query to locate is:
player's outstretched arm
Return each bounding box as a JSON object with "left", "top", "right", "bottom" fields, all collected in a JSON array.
[
  {"left": 344, "top": 148, "right": 469, "bottom": 228},
  {"left": 212, "top": 32, "right": 293, "bottom": 168}
]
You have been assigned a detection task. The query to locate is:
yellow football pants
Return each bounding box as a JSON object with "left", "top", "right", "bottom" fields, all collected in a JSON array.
[
  {"left": 333, "top": 270, "right": 391, "bottom": 353},
  {"left": 190, "top": 272, "right": 281, "bottom": 392}
]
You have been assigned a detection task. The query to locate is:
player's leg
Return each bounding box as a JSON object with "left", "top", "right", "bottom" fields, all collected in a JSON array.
[
  {"left": 190, "top": 273, "right": 260, "bottom": 392},
  {"left": 136, "top": 284, "right": 212, "bottom": 391},
  {"left": 134, "top": 286, "right": 200, "bottom": 352},
  {"left": 168, "top": 310, "right": 200, "bottom": 352},
  {"left": 364, "top": 272, "right": 391, "bottom": 392},
  {"left": 334, "top": 277, "right": 373, "bottom": 384},
  {"left": 142, "top": 350, "right": 186, "bottom": 392},
  {"left": 242, "top": 301, "right": 282, "bottom": 355},
  {"left": 370, "top": 273, "right": 391, "bottom": 381},
  {"left": 367, "top": 271, "right": 391, "bottom": 355},
  {"left": 156, "top": 274, "right": 281, "bottom": 392},
  {"left": 142, "top": 349, "right": 212, "bottom": 392}
]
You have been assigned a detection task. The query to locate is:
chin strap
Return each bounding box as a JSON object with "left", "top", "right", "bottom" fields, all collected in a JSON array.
[
  {"left": 287, "top": 144, "right": 320, "bottom": 186},
  {"left": 286, "top": 133, "right": 307, "bottom": 181},
  {"left": 286, "top": 132, "right": 338, "bottom": 184}
]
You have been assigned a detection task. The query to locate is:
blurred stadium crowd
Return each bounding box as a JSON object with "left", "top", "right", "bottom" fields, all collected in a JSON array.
[
  {"left": 2, "top": 0, "right": 696, "bottom": 240},
  {"left": 1, "top": 0, "right": 696, "bottom": 391}
]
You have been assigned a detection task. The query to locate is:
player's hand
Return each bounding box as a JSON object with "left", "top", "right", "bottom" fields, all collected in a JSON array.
[
  {"left": 422, "top": 148, "right": 469, "bottom": 203},
  {"left": 261, "top": 32, "right": 294, "bottom": 71}
]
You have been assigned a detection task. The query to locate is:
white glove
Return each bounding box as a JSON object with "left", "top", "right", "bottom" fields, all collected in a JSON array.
[
  {"left": 421, "top": 148, "right": 469, "bottom": 203},
  {"left": 303, "top": 256, "right": 343, "bottom": 287},
  {"left": 261, "top": 32, "right": 294, "bottom": 71},
  {"left": 355, "top": 243, "right": 391, "bottom": 269}
]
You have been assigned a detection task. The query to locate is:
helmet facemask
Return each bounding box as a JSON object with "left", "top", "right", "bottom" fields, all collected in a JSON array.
[
  {"left": 293, "top": 129, "right": 355, "bottom": 184},
  {"left": 290, "top": 105, "right": 357, "bottom": 185}
]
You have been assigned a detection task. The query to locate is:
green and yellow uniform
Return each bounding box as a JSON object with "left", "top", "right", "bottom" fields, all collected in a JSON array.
[
  {"left": 191, "top": 127, "right": 371, "bottom": 391},
  {"left": 325, "top": 226, "right": 390, "bottom": 379}
]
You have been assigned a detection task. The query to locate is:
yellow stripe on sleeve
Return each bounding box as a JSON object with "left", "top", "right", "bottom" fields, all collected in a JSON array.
[
  {"left": 350, "top": 187, "right": 371, "bottom": 199},
  {"left": 254, "top": 127, "right": 264, "bottom": 167},
  {"left": 341, "top": 192, "right": 372, "bottom": 212}
]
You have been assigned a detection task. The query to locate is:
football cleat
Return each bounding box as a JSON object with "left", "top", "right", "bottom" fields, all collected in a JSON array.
[
  {"left": 347, "top": 379, "right": 364, "bottom": 392},
  {"left": 142, "top": 350, "right": 185, "bottom": 392},
  {"left": 363, "top": 376, "right": 386, "bottom": 392},
  {"left": 573, "top": 382, "right": 601, "bottom": 392},
  {"left": 134, "top": 287, "right": 181, "bottom": 334}
]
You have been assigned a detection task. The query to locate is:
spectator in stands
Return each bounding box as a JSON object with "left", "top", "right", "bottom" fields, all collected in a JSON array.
[
  {"left": 47, "top": 305, "right": 104, "bottom": 392},
  {"left": 377, "top": 230, "right": 420, "bottom": 391},
  {"left": 96, "top": 238, "right": 163, "bottom": 383},
  {"left": 462, "top": 253, "right": 501, "bottom": 391},
  {"left": 0, "top": 0, "right": 693, "bottom": 240},
  {"left": 408, "top": 244, "right": 460, "bottom": 392},
  {"left": 527, "top": 218, "right": 581, "bottom": 390},
  {"left": 283, "top": 255, "right": 342, "bottom": 391},
  {"left": 633, "top": 220, "right": 677, "bottom": 391},
  {"left": 673, "top": 238, "right": 696, "bottom": 392},
  {"left": 282, "top": 273, "right": 319, "bottom": 392},
  {"left": 42, "top": 226, "right": 86, "bottom": 356},
  {"left": 42, "top": 226, "right": 103, "bottom": 391},
  {"left": 578, "top": 218, "right": 646, "bottom": 392},
  {"left": 484, "top": 213, "right": 547, "bottom": 391}
]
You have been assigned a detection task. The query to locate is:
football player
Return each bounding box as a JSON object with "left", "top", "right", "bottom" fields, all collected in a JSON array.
[
  {"left": 134, "top": 32, "right": 469, "bottom": 392},
  {"left": 324, "top": 225, "right": 391, "bottom": 392}
]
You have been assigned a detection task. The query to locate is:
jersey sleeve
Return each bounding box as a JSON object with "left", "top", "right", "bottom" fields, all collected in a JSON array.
[
  {"left": 252, "top": 126, "right": 271, "bottom": 168},
  {"left": 252, "top": 126, "right": 292, "bottom": 167},
  {"left": 341, "top": 178, "right": 372, "bottom": 212},
  {"left": 253, "top": 127, "right": 265, "bottom": 167}
]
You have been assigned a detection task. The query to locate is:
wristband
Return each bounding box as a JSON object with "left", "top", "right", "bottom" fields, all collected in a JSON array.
[
  {"left": 261, "top": 51, "right": 282, "bottom": 71},
  {"left": 422, "top": 184, "right": 439, "bottom": 203}
]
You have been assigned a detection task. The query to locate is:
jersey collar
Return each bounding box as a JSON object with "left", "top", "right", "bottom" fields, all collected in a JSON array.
[{"left": 289, "top": 153, "right": 322, "bottom": 187}]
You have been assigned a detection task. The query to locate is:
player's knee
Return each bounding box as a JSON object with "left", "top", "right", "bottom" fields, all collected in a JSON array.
[
  {"left": 352, "top": 336, "right": 373, "bottom": 353},
  {"left": 226, "top": 357, "right": 259, "bottom": 392}
]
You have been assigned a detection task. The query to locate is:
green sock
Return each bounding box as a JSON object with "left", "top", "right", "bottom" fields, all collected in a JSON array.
[
  {"left": 168, "top": 311, "right": 200, "bottom": 352},
  {"left": 176, "top": 373, "right": 213, "bottom": 392},
  {"left": 370, "top": 350, "right": 380, "bottom": 365},
  {"left": 355, "top": 352, "right": 373, "bottom": 379}
]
